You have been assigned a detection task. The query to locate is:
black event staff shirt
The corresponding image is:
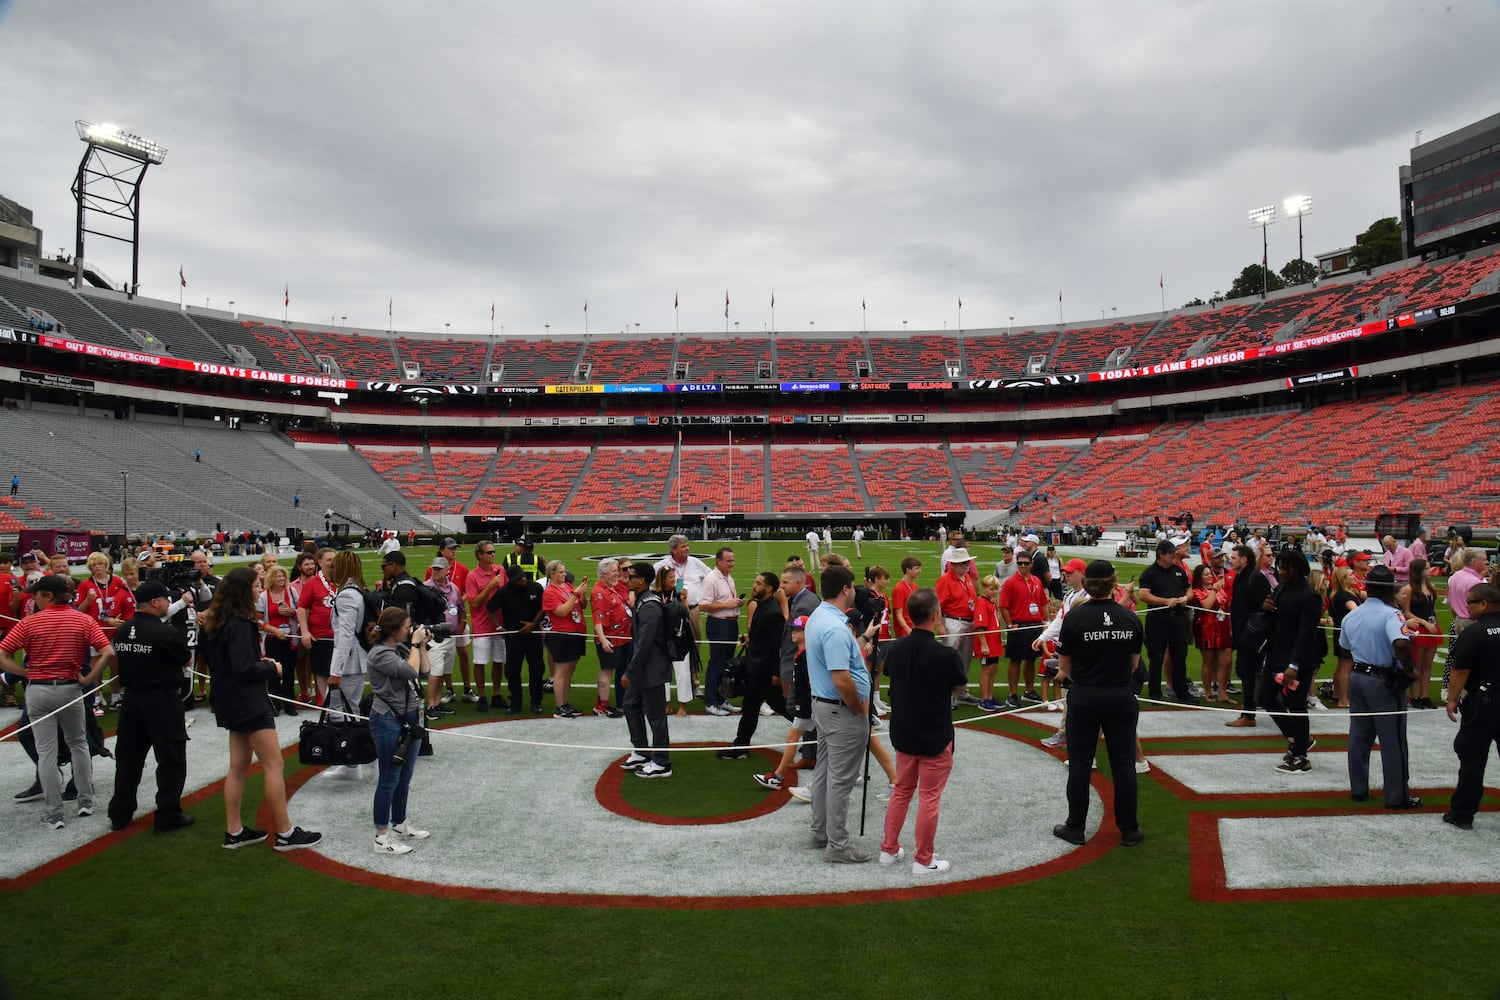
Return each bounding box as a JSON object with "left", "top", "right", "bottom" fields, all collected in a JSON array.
[
  {"left": 1446, "top": 609, "right": 1500, "bottom": 711},
  {"left": 884, "top": 627, "right": 969, "bottom": 756},
  {"left": 113, "top": 612, "right": 190, "bottom": 691},
  {"left": 1139, "top": 562, "right": 1190, "bottom": 620},
  {"left": 490, "top": 579, "right": 544, "bottom": 634},
  {"left": 1057, "top": 599, "right": 1143, "bottom": 687}
]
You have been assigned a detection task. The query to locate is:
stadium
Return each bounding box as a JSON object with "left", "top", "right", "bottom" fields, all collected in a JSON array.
[{"left": 3, "top": 4, "right": 1500, "bottom": 999}]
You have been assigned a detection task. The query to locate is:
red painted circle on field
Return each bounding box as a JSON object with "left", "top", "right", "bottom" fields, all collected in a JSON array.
[{"left": 596, "top": 743, "right": 788, "bottom": 826}]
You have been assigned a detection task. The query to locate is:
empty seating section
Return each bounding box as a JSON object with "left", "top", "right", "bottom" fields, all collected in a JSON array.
[
  {"left": 676, "top": 337, "right": 770, "bottom": 381},
  {"left": 1052, "top": 323, "right": 1154, "bottom": 372},
  {"left": 774, "top": 337, "right": 866, "bottom": 380},
  {"left": 427, "top": 451, "right": 493, "bottom": 512},
  {"left": 581, "top": 338, "right": 672, "bottom": 383},
  {"left": 1222, "top": 286, "right": 1353, "bottom": 348},
  {"left": 949, "top": 444, "right": 1023, "bottom": 509},
  {"left": 1402, "top": 248, "right": 1500, "bottom": 310},
  {"left": 961, "top": 330, "right": 1056, "bottom": 376},
  {"left": 677, "top": 448, "right": 766, "bottom": 513},
  {"left": 490, "top": 340, "right": 583, "bottom": 384},
  {"left": 292, "top": 328, "right": 396, "bottom": 380},
  {"left": 567, "top": 448, "right": 671, "bottom": 514},
  {"left": 203, "top": 319, "right": 316, "bottom": 372},
  {"left": 857, "top": 447, "right": 957, "bottom": 508},
  {"left": 86, "top": 296, "right": 226, "bottom": 363},
  {"left": 395, "top": 336, "right": 488, "bottom": 383},
  {"left": 0, "top": 273, "right": 137, "bottom": 352},
  {"left": 867, "top": 336, "right": 956, "bottom": 379},
  {"left": 469, "top": 449, "right": 589, "bottom": 515},
  {"left": 769, "top": 447, "right": 864, "bottom": 511},
  {"left": 1134, "top": 304, "right": 1252, "bottom": 365},
  {"left": 356, "top": 449, "right": 435, "bottom": 509}
]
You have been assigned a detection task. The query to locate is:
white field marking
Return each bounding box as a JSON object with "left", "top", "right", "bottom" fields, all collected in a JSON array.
[{"left": 1217, "top": 813, "right": 1500, "bottom": 890}]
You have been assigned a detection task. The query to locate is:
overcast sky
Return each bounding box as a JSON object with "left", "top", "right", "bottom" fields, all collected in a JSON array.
[{"left": 2, "top": 0, "right": 1497, "bottom": 339}]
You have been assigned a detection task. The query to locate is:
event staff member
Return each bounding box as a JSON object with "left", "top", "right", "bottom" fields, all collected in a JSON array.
[
  {"left": 426, "top": 538, "right": 470, "bottom": 705},
  {"left": 1053, "top": 559, "right": 1145, "bottom": 848},
  {"left": 806, "top": 564, "right": 878, "bottom": 864},
  {"left": 106, "top": 580, "right": 195, "bottom": 832},
  {"left": 422, "top": 558, "right": 465, "bottom": 718},
  {"left": 502, "top": 536, "right": 543, "bottom": 583},
  {"left": 998, "top": 551, "right": 1047, "bottom": 708},
  {"left": 296, "top": 547, "right": 337, "bottom": 704},
  {"left": 463, "top": 541, "right": 506, "bottom": 712},
  {"left": 721, "top": 571, "right": 789, "bottom": 757},
  {"left": 1340, "top": 566, "right": 1419, "bottom": 808},
  {"left": 0, "top": 575, "right": 115, "bottom": 829},
  {"left": 1226, "top": 544, "right": 1271, "bottom": 727},
  {"left": 1263, "top": 549, "right": 1325, "bottom": 774},
  {"left": 366, "top": 608, "right": 431, "bottom": 855},
  {"left": 1443, "top": 582, "right": 1500, "bottom": 830},
  {"left": 698, "top": 547, "right": 742, "bottom": 716},
  {"left": 1138, "top": 539, "right": 1197, "bottom": 705},
  {"left": 541, "top": 559, "right": 588, "bottom": 718},
  {"left": 591, "top": 559, "right": 631, "bottom": 719},
  {"left": 494, "top": 565, "right": 546, "bottom": 714},
  {"left": 935, "top": 549, "right": 979, "bottom": 710},
  {"left": 880, "top": 588, "right": 968, "bottom": 876},
  {"left": 621, "top": 564, "right": 672, "bottom": 778}
]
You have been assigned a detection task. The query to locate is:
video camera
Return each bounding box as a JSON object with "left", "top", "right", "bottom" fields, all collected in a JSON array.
[{"left": 141, "top": 562, "right": 200, "bottom": 594}]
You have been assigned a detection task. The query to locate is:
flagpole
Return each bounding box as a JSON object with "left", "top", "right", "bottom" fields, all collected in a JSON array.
[
  {"left": 1058, "top": 290, "right": 1063, "bottom": 327},
  {"left": 727, "top": 429, "right": 734, "bottom": 514},
  {"left": 676, "top": 429, "right": 683, "bottom": 516},
  {"left": 584, "top": 302, "right": 589, "bottom": 336},
  {"left": 674, "top": 291, "right": 680, "bottom": 335},
  {"left": 862, "top": 300, "right": 866, "bottom": 333},
  {"left": 1160, "top": 277, "right": 1166, "bottom": 315},
  {"left": 771, "top": 291, "right": 776, "bottom": 334}
]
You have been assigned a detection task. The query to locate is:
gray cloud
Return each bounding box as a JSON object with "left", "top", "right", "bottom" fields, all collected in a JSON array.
[{"left": 3, "top": 0, "right": 1496, "bottom": 340}]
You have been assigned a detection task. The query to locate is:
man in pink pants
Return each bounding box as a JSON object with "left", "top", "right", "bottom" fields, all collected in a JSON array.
[{"left": 879, "top": 587, "right": 969, "bottom": 876}]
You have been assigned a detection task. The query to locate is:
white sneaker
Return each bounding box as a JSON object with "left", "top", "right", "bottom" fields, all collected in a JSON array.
[
  {"left": 872, "top": 698, "right": 889, "bottom": 717},
  {"left": 876, "top": 784, "right": 894, "bottom": 802},
  {"left": 323, "top": 764, "right": 361, "bottom": 781},
  {"left": 704, "top": 704, "right": 731, "bottom": 717},
  {"left": 787, "top": 785, "right": 812, "bottom": 803},
  {"left": 439, "top": 691, "right": 456, "bottom": 705},
  {"left": 724, "top": 703, "right": 742, "bottom": 713},
  {"left": 392, "top": 821, "right": 430, "bottom": 840},
  {"left": 759, "top": 703, "right": 775, "bottom": 717},
  {"left": 879, "top": 847, "right": 905, "bottom": 865},
  {"left": 1308, "top": 698, "right": 1329, "bottom": 712},
  {"left": 1441, "top": 686, "right": 1450, "bottom": 702},
  {"left": 1045, "top": 701, "right": 1062, "bottom": 712},
  {"left": 636, "top": 761, "right": 673, "bottom": 779},
  {"left": 374, "top": 834, "right": 412, "bottom": 855},
  {"left": 912, "top": 859, "right": 950, "bottom": 877},
  {"left": 1135, "top": 759, "right": 1151, "bottom": 774}
]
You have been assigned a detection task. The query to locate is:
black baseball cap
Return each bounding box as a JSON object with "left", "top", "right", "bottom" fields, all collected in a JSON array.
[
  {"left": 24, "top": 575, "right": 70, "bottom": 596},
  {"left": 514, "top": 535, "right": 533, "bottom": 548},
  {"left": 440, "top": 536, "right": 459, "bottom": 549},
  {"left": 505, "top": 565, "right": 525, "bottom": 581},
  {"left": 1155, "top": 539, "right": 1177, "bottom": 556},
  {"left": 135, "top": 580, "right": 172, "bottom": 602},
  {"left": 1084, "top": 559, "right": 1116, "bottom": 580}
]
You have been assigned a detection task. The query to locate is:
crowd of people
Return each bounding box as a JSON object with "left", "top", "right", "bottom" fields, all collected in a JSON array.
[{"left": 0, "top": 521, "right": 1496, "bottom": 870}]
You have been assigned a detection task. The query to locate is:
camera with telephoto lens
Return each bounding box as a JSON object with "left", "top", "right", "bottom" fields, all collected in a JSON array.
[
  {"left": 390, "top": 720, "right": 427, "bottom": 765},
  {"left": 423, "top": 623, "right": 453, "bottom": 643},
  {"left": 142, "top": 561, "right": 200, "bottom": 593}
]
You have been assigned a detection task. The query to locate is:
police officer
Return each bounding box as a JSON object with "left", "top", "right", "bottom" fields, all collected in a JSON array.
[
  {"left": 1339, "top": 566, "right": 1419, "bottom": 808},
  {"left": 1443, "top": 581, "right": 1500, "bottom": 830},
  {"left": 106, "top": 580, "right": 195, "bottom": 832},
  {"left": 1054, "top": 559, "right": 1146, "bottom": 848},
  {"left": 1138, "top": 539, "right": 1196, "bottom": 704},
  {"left": 502, "top": 536, "right": 544, "bottom": 584}
]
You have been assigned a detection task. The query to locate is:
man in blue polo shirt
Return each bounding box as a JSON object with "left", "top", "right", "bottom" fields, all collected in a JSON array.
[{"left": 805, "top": 564, "right": 880, "bottom": 863}]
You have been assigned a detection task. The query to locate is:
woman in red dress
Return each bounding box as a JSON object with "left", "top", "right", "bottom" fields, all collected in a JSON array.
[{"left": 1190, "top": 564, "right": 1233, "bottom": 703}]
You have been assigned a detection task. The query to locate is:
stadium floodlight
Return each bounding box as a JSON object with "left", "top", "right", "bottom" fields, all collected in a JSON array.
[
  {"left": 1247, "top": 205, "right": 1277, "bottom": 298},
  {"left": 1282, "top": 195, "right": 1313, "bottom": 269},
  {"left": 72, "top": 120, "right": 168, "bottom": 299}
]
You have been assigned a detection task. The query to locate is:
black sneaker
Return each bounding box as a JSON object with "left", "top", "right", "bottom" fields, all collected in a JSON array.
[
  {"left": 13, "top": 783, "right": 42, "bottom": 803},
  {"left": 530, "top": 703, "right": 543, "bottom": 715},
  {"left": 223, "top": 827, "right": 269, "bottom": 850},
  {"left": 716, "top": 747, "right": 750, "bottom": 760},
  {"left": 1020, "top": 690, "right": 1043, "bottom": 703},
  {"left": 283, "top": 704, "right": 299, "bottom": 717},
  {"left": 1121, "top": 827, "right": 1145, "bottom": 847},
  {"left": 62, "top": 782, "right": 78, "bottom": 802},
  {"left": 1004, "top": 695, "right": 1023, "bottom": 710},
  {"left": 542, "top": 679, "right": 555, "bottom": 693},
  {"left": 489, "top": 695, "right": 510, "bottom": 711},
  {"left": 474, "top": 697, "right": 489, "bottom": 713},
  {"left": 554, "top": 704, "right": 581, "bottom": 719},
  {"left": 273, "top": 827, "right": 323, "bottom": 852},
  {"left": 1052, "top": 823, "right": 1086, "bottom": 846},
  {"left": 507, "top": 703, "right": 522, "bottom": 715},
  {"left": 1274, "top": 756, "right": 1311, "bottom": 774}
]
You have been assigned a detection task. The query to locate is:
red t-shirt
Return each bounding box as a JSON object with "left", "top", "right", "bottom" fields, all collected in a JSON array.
[
  {"left": 0, "top": 604, "right": 110, "bottom": 682},
  {"left": 591, "top": 580, "right": 631, "bottom": 641},
  {"left": 999, "top": 573, "right": 1047, "bottom": 625},
  {"left": 934, "top": 572, "right": 977, "bottom": 620},
  {"left": 543, "top": 582, "right": 586, "bottom": 634},
  {"left": 891, "top": 578, "right": 918, "bottom": 637},
  {"left": 76, "top": 575, "right": 134, "bottom": 625},
  {"left": 297, "top": 573, "right": 336, "bottom": 639},
  {"left": 973, "top": 595, "right": 1001, "bottom": 658}
]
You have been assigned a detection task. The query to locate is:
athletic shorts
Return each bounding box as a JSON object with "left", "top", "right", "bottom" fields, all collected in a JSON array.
[
  {"left": 1005, "top": 626, "right": 1042, "bottom": 662},
  {"left": 546, "top": 632, "right": 587, "bottom": 663},
  {"left": 471, "top": 635, "right": 504, "bottom": 666},
  {"left": 790, "top": 715, "right": 817, "bottom": 734},
  {"left": 427, "top": 636, "right": 456, "bottom": 677},
  {"left": 220, "top": 711, "right": 276, "bottom": 734},
  {"left": 309, "top": 640, "right": 334, "bottom": 678}
]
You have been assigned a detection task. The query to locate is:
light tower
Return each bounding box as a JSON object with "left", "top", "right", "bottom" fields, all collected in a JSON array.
[
  {"left": 1247, "top": 205, "right": 1277, "bottom": 298},
  {"left": 72, "top": 121, "right": 167, "bottom": 299}
]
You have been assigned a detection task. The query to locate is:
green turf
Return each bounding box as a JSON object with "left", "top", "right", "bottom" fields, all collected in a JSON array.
[
  {"left": 616, "top": 747, "right": 774, "bottom": 818},
  {"left": 2, "top": 537, "right": 1494, "bottom": 999}
]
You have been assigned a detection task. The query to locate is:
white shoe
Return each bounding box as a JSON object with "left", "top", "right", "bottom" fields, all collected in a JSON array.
[
  {"left": 1135, "top": 759, "right": 1151, "bottom": 774},
  {"left": 392, "top": 821, "right": 430, "bottom": 840},
  {"left": 704, "top": 704, "right": 731, "bottom": 717},
  {"left": 374, "top": 834, "right": 413, "bottom": 855},
  {"left": 787, "top": 785, "right": 812, "bottom": 803},
  {"left": 872, "top": 698, "right": 889, "bottom": 717},
  {"left": 876, "top": 784, "right": 894, "bottom": 802},
  {"left": 759, "top": 703, "right": 775, "bottom": 717},
  {"left": 323, "top": 765, "right": 361, "bottom": 781},
  {"left": 879, "top": 847, "right": 905, "bottom": 865},
  {"left": 1441, "top": 686, "right": 1450, "bottom": 702},
  {"left": 912, "top": 858, "right": 950, "bottom": 877},
  {"left": 1308, "top": 698, "right": 1329, "bottom": 711},
  {"left": 1045, "top": 701, "right": 1062, "bottom": 712}
]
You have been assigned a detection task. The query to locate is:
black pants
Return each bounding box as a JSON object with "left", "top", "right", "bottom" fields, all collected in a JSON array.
[
  {"left": 623, "top": 682, "right": 670, "bottom": 767},
  {"left": 107, "top": 686, "right": 188, "bottom": 828},
  {"left": 504, "top": 633, "right": 545, "bottom": 708},
  {"left": 265, "top": 636, "right": 298, "bottom": 711},
  {"left": 1450, "top": 699, "right": 1500, "bottom": 822},
  {"left": 1258, "top": 666, "right": 1312, "bottom": 756},
  {"left": 731, "top": 670, "right": 789, "bottom": 747},
  {"left": 1063, "top": 684, "right": 1139, "bottom": 832},
  {"left": 1234, "top": 643, "right": 1263, "bottom": 714},
  {"left": 1143, "top": 614, "right": 1190, "bottom": 699}
]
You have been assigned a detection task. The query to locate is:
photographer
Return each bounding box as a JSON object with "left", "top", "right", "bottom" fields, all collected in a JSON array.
[{"left": 367, "top": 607, "right": 431, "bottom": 855}]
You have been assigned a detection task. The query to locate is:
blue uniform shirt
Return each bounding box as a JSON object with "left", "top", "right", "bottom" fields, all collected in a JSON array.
[
  {"left": 805, "top": 602, "right": 869, "bottom": 701},
  {"left": 1337, "top": 599, "right": 1406, "bottom": 666}
]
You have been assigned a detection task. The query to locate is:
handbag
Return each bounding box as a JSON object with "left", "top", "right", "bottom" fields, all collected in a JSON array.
[{"left": 298, "top": 687, "right": 377, "bottom": 766}]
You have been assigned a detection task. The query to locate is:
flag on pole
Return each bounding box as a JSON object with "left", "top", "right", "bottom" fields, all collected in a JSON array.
[
  {"left": 958, "top": 296, "right": 962, "bottom": 309},
  {"left": 725, "top": 291, "right": 729, "bottom": 318},
  {"left": 1159, "top": 275, "right": 1164, "bottom": 290},
  {"left": 583, "top": 301, "right": 588, "bottom": 313},
  {"left": 862, "top": 299, "right": 866, "bottom": 311},
  {"left": 491, "top": 302, "right": 495, "bottom": 320},
  {"left": 285, "top": 285, "right": 289, "bottom": 307},
  {"left": 179, "top": 267, "right": 186, "bottom": 288},
  {"left": 674, "top": 291, "right": 678, "bottom": 310},
  {"left": 1059, "top": 289, "right": 1063, "bottom": 302},
  {"left": 770, "top": 291, "right": 775, "bottom": 308}
]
